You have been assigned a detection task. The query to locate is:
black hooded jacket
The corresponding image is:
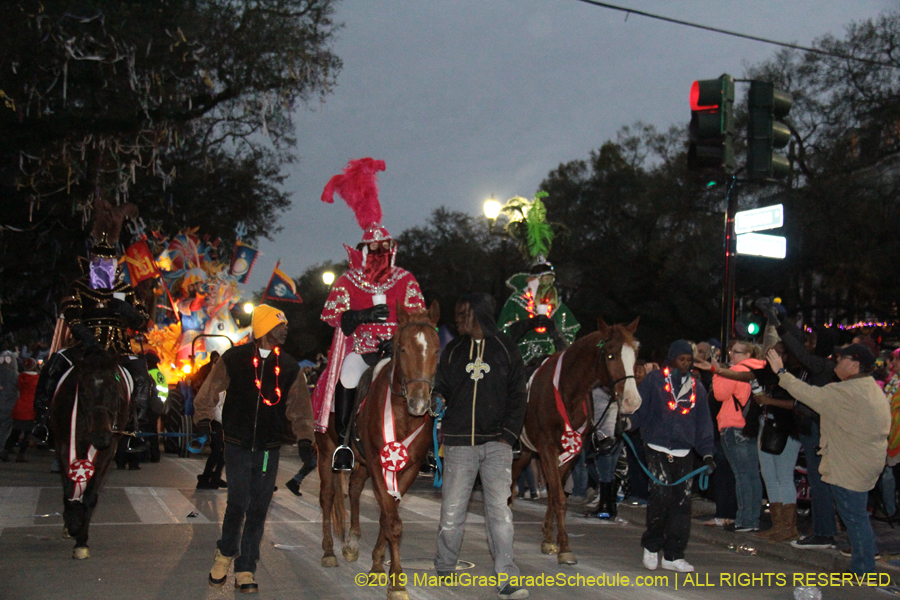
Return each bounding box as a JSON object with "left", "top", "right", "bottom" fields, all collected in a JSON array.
[{"left": 436, "top": 293, "right": 527, "bottom": 446}]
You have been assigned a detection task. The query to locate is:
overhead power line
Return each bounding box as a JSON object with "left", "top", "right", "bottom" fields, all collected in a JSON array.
[{"left": 575, "top": 0, "right": 899, "bottom": 69}]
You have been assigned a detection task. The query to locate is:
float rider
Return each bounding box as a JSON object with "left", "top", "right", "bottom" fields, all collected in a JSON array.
[{"left": 312, "top": 158, "right": 426, "bottom": 471}]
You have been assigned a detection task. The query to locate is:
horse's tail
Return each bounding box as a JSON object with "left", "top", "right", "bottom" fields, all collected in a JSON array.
[{"left": 331, "top": 471, "right": 346, "bottom": 538}]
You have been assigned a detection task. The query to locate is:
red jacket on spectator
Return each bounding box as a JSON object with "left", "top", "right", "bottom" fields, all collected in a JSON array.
[{"left": 12, "top": 370, "right": 38, "bottom": 421}]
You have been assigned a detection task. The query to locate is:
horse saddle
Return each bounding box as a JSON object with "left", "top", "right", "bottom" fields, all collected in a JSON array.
[{"left": 347, "top": 358, "right": 392, "bottom": 462}]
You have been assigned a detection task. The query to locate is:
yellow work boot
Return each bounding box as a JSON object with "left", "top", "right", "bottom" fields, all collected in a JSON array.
[
  {"left": 208, "top": 548, "right": 233, "bottom": 587},
  {"left": 234, "top": 571, "right": 259, "bottom": 594}
]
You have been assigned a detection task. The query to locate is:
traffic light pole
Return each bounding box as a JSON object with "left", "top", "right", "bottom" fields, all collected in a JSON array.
[{"left": 721, "top": 177, "right": 738, "bottom": 348}]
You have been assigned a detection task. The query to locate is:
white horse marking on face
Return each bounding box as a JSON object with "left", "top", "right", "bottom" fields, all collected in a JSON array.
[
  {"left": 415, "top": 331, "right": 429, "bottom": 351},
  {"left": 620, "top": 344, "right": 641, "bottom": 414}
]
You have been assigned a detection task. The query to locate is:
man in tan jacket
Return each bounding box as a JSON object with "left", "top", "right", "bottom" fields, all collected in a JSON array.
[{"left": 766, "top": 343, "right": 890, "bottom": 576}]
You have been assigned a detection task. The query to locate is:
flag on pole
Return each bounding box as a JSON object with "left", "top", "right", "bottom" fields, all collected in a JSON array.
[
  {"left": 229, "top": 241, "right": 259, "bottom": 284},
  {"left": 263, "top": 262, "right": 303, "bottom": 303},
  {"left": 123, "top": 240, "right": 160, "bottom": 285}
]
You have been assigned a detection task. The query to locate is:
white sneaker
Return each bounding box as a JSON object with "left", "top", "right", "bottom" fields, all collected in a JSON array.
[
  {"left": 661, "top": 558, "right": 694, "bottom": 573},
  {"left": 584, "top": 496, "right": 601, "bottom": 510},
  {"left": 642, "top": 548, "right": 659, "bottom": 571}
]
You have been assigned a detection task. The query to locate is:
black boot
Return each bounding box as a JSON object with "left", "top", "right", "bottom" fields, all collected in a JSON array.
[
  {"left": 592, "top": 481, "right": 617, "bottom": 521},
  {"left": 332, "top": 383, "right": 356, "bottom": 471}
]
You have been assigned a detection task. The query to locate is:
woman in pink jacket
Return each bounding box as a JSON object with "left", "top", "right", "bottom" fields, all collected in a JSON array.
[{"left": 712, "top": 341, "right": 766, "bottom": 533}]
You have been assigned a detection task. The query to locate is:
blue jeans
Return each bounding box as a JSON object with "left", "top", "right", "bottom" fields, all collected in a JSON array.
[
  {"left": 517, "top": 463, "right": 536, "bottom": 495},
  {"left": 587, "top": 443, "right": 622, "bottom": 483},
  {"left": 878, "top": 465, "right": 896, "bottom": 516},
  {"left": 571, "top": 451, "right": 588, "bottom": 497},
  {"left": 435, "top": 443, "right": 519, "bottom": 579},
  {"left": 758, "top": 435, "right": 801, "bottom": 505},
  {"left": 721, "top": 427, "right": 761, "bottom": 529},
  {"left": 831, "top": 484, "right": 877, "bottom": 575},
  {"left": 219, "top": 443, "right": 279, "bottom": 573},
  {"left": 712, "top": 440, "right": 737, "bottom": 520},
  {"left": 800, "top": 421, "right": 837, "bottom": 536}
]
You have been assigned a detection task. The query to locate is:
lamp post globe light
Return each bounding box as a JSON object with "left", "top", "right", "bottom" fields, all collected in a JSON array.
[
  {"left": 322, "top": 271, "right": 335, "bottom": 286},
  {"left": 483, "top": 196, "right": 502, "bottom": 221},
  {"left": 243, "top": 302, "right": 254, "bottom": 314}
]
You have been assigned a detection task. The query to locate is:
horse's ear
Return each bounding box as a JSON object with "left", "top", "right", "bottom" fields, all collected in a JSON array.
[
  {"left": 427, "top": 299, "right": 440, "bottom": 325},
  {"left": 396, "top": 300, "right": 409, "bottom": 325},
  {"left": 625, "top": 316, "right": 640, "bottom": 334},
  {"left": 596, "top": 317, "right": 610, "bottom": 337}
]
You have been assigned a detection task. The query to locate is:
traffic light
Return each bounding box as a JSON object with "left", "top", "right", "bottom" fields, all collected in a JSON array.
[
  {"left": 747, "top": 81, "right": 792, "bottom": 180},
  {"left": 688, "top": 74, "right": 735, "bottom": 173},
  {"left": 734, "top": 314, "right": 762, "bottom": 340}
]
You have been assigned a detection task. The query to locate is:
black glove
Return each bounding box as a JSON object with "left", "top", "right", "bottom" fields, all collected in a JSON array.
[
  {"left": 109, "top": 298, "right": 146, "bottom": 329},
  {"left": 376, "top": 338, "right": 394, "bottom": 359},
  {"left": 614, "top": 415, "right": 629, "bottom": 437},
  {"left": 70, "top": 323, "right": 98, "bottom": 349},
  {"left": 340, "top": 305, "right": 390, "bottom": 335},
  {"left": 531, "top": 314, "right": 556, "bottom": 331},
  {"left": 195, "top": 418, "right": 212, "bottom": 438},
  {"left": 702, "top": 455, "right": 716, "bottom": 475},
  {"left": 298, "top": 439, "right": 314, "bottom": 465},
  {"left": 754, "top": 297, "right": 781, "bottom": 326}
]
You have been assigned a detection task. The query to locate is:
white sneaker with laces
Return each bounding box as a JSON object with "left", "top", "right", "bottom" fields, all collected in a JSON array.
[
  {"left": 642, "top": 548, "right": 659, "bottom": 571},
  {"left": 661, "top": 558, "right": 694, "bottom": 573}
]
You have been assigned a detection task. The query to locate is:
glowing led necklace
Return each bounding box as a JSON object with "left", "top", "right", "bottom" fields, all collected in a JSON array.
[
  {"left": 252, "top": 346, "right": 282, "bottom": 406},
  {"left": 524, "top": 289, "right": 555, "bottom": 333},
  {"left": 663, "top": 366, "right": 695, "bottom": 414}
]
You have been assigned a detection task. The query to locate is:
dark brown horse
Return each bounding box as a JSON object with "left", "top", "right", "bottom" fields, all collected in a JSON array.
[
  {"left": 316, "top": 301, "right": 440, "bottom": 600},
  {"left": 512, "top": 318, "right": 640, "bottom": 565},
  {"left": 49, "top": 347, "right": 131, "bottom": 559}
]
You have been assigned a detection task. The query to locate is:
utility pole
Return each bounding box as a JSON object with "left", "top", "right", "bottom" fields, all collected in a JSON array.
[{"left": 721, "top": 177, "right": 738, "bottom": 347}]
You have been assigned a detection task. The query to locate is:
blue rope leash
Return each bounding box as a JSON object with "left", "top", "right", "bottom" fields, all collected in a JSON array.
[
  {"left": 621, "top": 432, "right": 710, "bottom": 491},
  {"left": 132, "top": 431, "right": 208, "bottom": 454},
  {"left": 432, "top": 397, "right": 446, "bottom": 488}
]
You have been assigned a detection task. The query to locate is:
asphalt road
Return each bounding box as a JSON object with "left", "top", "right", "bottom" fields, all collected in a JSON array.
[{"left": 1, "top": 447, "right": 895, "bottom": 600}]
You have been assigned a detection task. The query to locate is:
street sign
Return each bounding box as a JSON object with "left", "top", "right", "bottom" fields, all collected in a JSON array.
[
  {"left": 734, "top": 203, "right": 783, "bottom": 234},
  {"left": 736, "top": 232, "right": 786, "bottom": 259}
]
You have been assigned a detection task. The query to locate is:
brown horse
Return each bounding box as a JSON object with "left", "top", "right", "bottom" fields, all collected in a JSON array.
[
  {"left": 512, "top": 317, "right": 640, "bottom": 565},
  {"left": 49, "top": 347, "right": 131, "bottom": 559},
  {"left": 316, "top": 300, "right": 440, "bottom": 600}
]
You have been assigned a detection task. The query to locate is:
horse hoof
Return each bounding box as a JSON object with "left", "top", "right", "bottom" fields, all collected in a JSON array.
[
  {"left": 62, "top": 526, "right": 71, "bottom": 539},
  {"left": 541, "top": 542, "right": 558, "bottom": 555},
  {"left": 557, "top": 552, "right": 577, "bottom": 565},
  {"left": 72, "top": 547, "right": 90, "bottom": 560},
  {"left": 342, "top": 547, "right": 359, "bottom": 562},
  {"left": 321, "top": 555, "right": 339, "bottom": 568},
  {"left": 367, "top": 573, "right": 383, "bottom": 584},
  {"left": 387, "top": 590, "right": 409, "bottom": 600}
]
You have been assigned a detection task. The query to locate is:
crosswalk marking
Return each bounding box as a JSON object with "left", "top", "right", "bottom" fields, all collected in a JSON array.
[
  {"left": 0, "top": 487, "right": 42, "bottom": 530},
  {"left": 125, "top": 487, "right": 211, "bottom": 524}
]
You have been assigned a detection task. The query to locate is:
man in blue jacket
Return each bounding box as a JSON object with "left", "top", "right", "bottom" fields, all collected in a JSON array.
[{"left": 628, "top": 340, "right": 715, "bottom": 574}]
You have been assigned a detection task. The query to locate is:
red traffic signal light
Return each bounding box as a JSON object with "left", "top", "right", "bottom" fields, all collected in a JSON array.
[{"left": 688, "top": 75, "right": 734, "bottom": 173}]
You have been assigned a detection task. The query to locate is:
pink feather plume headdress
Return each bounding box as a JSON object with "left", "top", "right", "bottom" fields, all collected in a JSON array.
[{"left": 321, "top": 158, "right": 391, "bottom": 243}]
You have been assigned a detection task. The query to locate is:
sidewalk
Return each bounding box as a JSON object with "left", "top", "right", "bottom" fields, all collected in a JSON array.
[{"left": 602, "top": 496, "right": 900, "bottom": 579}]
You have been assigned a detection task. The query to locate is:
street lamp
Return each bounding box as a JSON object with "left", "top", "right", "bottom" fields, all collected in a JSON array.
[
  {"left": 243, "top": 302, "right": 254, "bottom": 314},
  {"left": 322, "top": 271, "right": 335, "bottom": 286},
  {"left": 483, "top": 196, "right": 502, "bottom": 221}
]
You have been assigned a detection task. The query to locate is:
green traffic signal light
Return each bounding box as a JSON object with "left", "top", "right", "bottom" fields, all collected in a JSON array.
[
  {"left": 746, "top": 322, "right": 760, "bottom": 336},
  {"left": 747, "top": 81, "right": 793, "bottom": 181},
  {"left": 688, "top": 74, "right": 735, "bottom": 173}
]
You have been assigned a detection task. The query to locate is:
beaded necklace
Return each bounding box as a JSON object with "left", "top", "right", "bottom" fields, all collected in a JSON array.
[
  {"left": 252, "top": 346, "right": 282, "bottom": 406},
  {"left": 663, "top": 366, "right": 695, "bottom": 414}
]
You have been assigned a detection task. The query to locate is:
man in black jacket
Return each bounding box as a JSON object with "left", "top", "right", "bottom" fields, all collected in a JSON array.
[
  {"left": 433, "top": 293, "right": 529, "bottom": 600},
  {"left": 194, "top": 305, "right": 314, "bottom": 593}
]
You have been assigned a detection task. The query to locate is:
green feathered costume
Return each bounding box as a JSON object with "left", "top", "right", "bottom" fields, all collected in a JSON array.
[{"left": 496, "top": 193, "right": 579, "bottom": 364}]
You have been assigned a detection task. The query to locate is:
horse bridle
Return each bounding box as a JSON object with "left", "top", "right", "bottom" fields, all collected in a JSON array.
[
  {"left": 587, "top": 337, "right": 634, "bottom": 438},
  {"left": 389, "top": 320, "right": 437, "bottom": 400}
]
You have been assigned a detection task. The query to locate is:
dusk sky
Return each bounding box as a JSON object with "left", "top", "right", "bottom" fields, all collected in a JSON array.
[{"left": 245, "top": 0, "right": 892, "bottom": 291}]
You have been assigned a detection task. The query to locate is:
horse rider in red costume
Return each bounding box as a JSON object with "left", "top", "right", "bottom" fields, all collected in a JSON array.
[{"left": 312, "top": 158, "right": 426, "bottom": 471}]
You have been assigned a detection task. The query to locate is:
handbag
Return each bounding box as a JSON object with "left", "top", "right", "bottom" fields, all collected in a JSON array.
[{"left": 759, "top": 414, "right": 789, "bottom": 455}]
